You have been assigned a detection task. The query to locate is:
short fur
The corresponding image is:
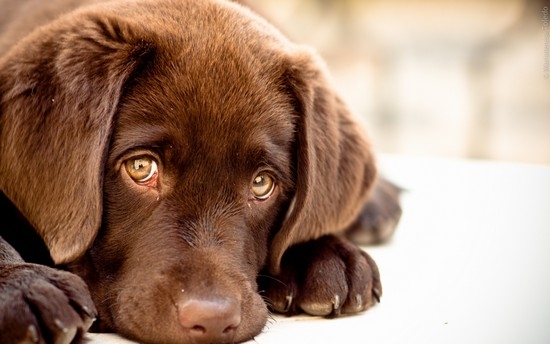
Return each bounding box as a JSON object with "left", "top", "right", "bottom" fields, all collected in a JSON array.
[{"left": 0, "top": 1, "right": 402, "bottom": 343}]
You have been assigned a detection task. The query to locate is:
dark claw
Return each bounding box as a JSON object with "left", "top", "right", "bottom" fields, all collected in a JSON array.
[
  {"left": 81, "top": 305, "right": 96, "bottom": 319},
  {"left": 372, "top": 288, "right": 381, "bottom": 303}
]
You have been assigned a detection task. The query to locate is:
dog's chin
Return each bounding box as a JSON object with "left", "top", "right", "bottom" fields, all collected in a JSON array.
[
  {"left": 112, "top": 295, "right": 268, "bottom": 344},
  {"left": 89, "top": 273, "right": 268, "bottom": 344}
]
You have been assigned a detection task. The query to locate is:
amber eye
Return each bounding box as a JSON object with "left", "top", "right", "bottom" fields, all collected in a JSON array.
[
  {"left": 125, "top": 156, "right": 158, "bottom": 183},
  {"left": 251, "top": 173, "right": 275, "bottom": 200}
]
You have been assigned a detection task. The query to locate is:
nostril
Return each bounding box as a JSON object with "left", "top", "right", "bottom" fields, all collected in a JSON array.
[
  {"left": 178, "top": 297, "right": 241, "bottom": 340},
  {"left": 190, "top": 325, "right": 206, "bottom": 334},
  {"left": 223, "top": 324, "right": 237, "bottom": 334}
]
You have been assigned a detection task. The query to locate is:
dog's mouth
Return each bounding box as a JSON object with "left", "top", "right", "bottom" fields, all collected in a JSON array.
[
  {"left": 117, "top": 286, "right": 267, "bottom": 344},
  {"left": 83, "top": 257, "right": 268, "bottom": 344}
]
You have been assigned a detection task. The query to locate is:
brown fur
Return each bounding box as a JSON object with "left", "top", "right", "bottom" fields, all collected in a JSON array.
[{"left": 0, "top": 0, "right": 401, "bottom": 343}]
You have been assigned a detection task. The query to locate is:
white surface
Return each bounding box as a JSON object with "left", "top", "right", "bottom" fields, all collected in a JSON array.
[{"left": 87, "top": 155, "right": 550, "bottom": 343}]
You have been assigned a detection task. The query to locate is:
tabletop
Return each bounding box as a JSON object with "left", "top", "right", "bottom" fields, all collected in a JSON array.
[{"left": 87, "top": 155, "right": 550, "bottom": 343}]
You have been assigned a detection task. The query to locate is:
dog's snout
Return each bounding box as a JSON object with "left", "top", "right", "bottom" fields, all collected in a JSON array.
[{"left": 178, "top": 297, "right": 241, "bottom": 342}]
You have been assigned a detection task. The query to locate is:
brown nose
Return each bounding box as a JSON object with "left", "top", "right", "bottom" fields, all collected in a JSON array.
[{"left": 178, "top": 297, "right": 241, "bottom": 342}]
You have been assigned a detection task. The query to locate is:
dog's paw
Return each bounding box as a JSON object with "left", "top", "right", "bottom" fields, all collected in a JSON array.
[
  {"left": 345, "top": 177, "right": 403, "bottom": 245},
  {"left": 261, "top": 235, "right": 381, "bottom": 317},
  {"left": 0, "top": 263, "right": 97, "bottom": 344}
]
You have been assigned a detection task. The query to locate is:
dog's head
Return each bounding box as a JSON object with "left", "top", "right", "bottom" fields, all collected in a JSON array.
[{"left": 0, "top": 0, "right": 376, "bottom": 342}]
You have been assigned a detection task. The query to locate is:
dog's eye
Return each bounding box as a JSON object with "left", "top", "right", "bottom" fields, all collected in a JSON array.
[
  {"left": 125, "top": 156, "right": 158, "bottom": 183},
  {"left": 251, "top": 173, "right": 275, "bottom": 200}
]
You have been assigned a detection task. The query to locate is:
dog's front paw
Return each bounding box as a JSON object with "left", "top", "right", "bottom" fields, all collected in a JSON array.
[
  {"left": 0, "top": 263, "right": 97, "bottom": 344},
  {"left": 261, "top": 235, "right": 381, "bottom": 317}
]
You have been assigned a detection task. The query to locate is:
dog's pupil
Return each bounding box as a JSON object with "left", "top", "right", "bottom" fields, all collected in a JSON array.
[
  {"left": 126, "top": 157, "right": 154, "bottom": 181},
  {"left": 134, "top": 159, "right": 148, "bottom": 171}
]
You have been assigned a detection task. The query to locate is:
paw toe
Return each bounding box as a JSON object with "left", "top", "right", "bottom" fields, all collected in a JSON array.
[
  {"left": 0, "top": 264, "right": 95, "bottom": 344},
  {"left": 300, "top": 294, "right": 341, "bottom": 316}
]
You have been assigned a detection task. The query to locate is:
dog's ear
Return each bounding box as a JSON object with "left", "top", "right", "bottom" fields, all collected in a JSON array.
[
  {"left": 0, "top": 10, "right": 154, "bottom": 264},
  {"left": 269, "top": 50, "right": 377, "bottom": 274}
]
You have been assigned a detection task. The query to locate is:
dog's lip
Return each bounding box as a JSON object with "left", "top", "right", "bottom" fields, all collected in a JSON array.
[{"left": 102, "top": 277, "right": 266, "bottom": 344}]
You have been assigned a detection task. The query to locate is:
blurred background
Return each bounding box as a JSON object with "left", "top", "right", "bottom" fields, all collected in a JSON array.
[{"left": 250, "top": 0, "right": 550, "bottom": 164}]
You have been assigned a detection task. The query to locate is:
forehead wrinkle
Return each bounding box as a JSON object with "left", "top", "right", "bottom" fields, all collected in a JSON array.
[
  {"left": 113, "top": 52, "right": 295, "bottom": 171},
  {"left": 246, "top": 131, "right": 292, "bottom": 165}
]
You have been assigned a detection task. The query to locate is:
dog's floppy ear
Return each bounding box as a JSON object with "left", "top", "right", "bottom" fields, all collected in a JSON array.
[
  {"left": 269, "top": 50, "right": 377, "bottom": 274},
  {"left": 0, "top": 10, "right": 154, "bottom": 264}
]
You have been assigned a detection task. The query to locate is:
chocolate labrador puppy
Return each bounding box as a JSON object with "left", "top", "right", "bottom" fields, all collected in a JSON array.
[{"left": 0, "top": 0, "right": 402, "bottom": 343}]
